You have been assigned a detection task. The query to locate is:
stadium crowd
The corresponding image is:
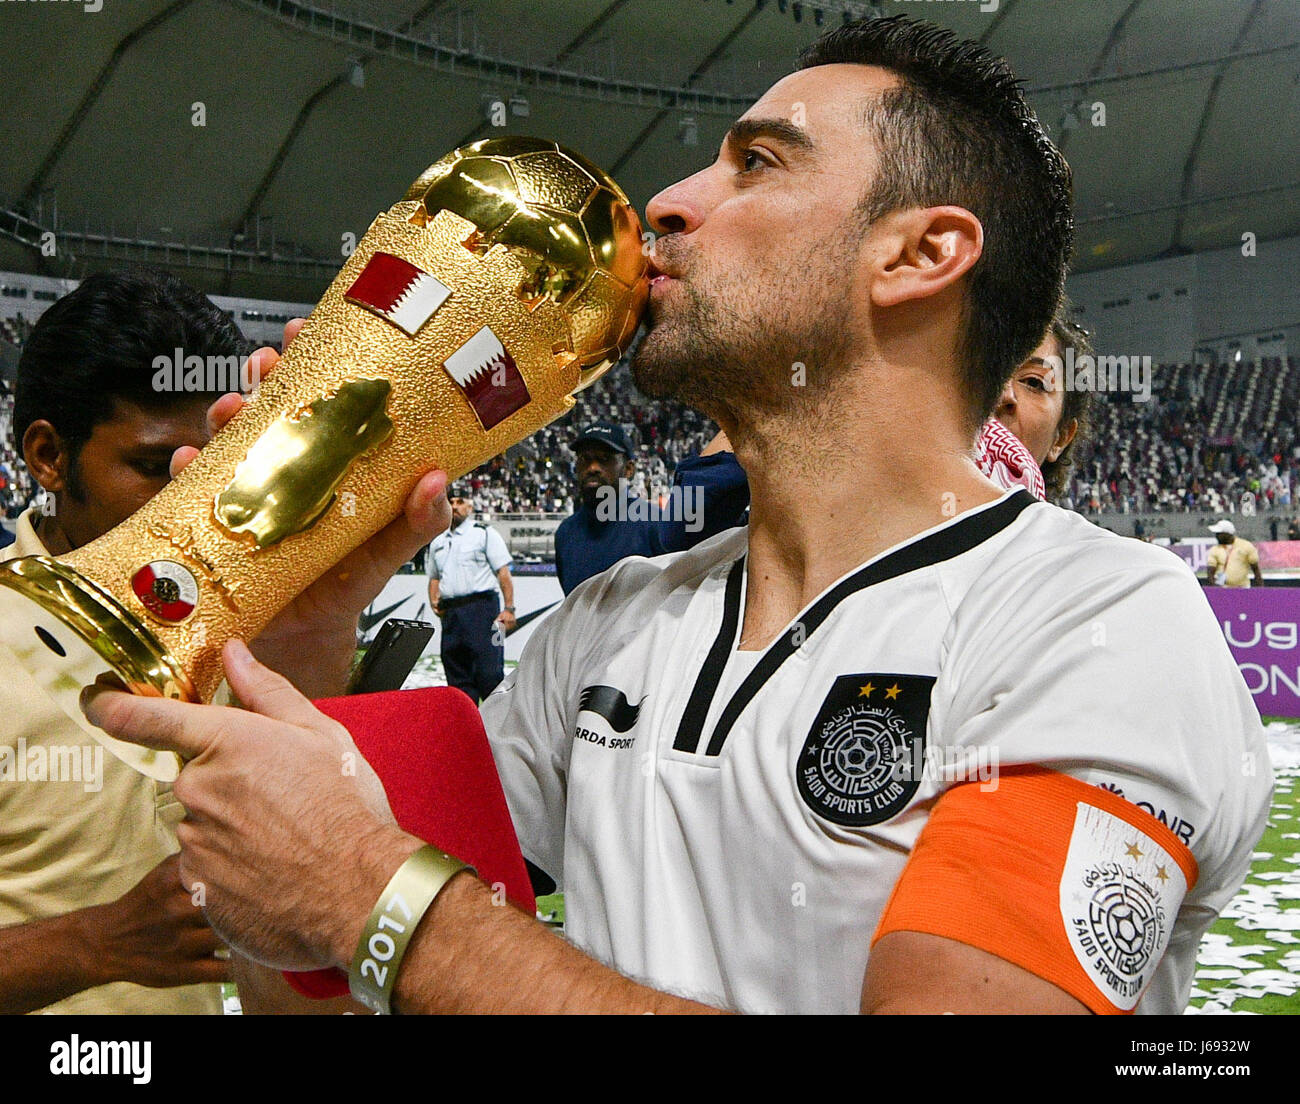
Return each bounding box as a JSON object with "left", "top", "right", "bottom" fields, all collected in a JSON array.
[
  {"left": 1062, "top": 359, "right": 1298, "bottom": 515},
  {"left": 458, "top": 361, "right": 720, "bottom": 515},
  {"left": 0, "top": 380, "right": 36, "bottom": 522}
]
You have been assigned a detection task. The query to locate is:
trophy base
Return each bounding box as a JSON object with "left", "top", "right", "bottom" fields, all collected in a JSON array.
[{"left": 0, "top": 556, "right": 193, "bottom": 781}]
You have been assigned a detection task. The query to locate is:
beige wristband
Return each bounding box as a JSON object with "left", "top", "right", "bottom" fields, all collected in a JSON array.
[{"left": 348, "top": 844, "right": 471, "bottom": 1014}]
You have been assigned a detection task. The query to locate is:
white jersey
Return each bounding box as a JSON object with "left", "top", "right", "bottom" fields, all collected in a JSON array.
[{"left": 481, "top": 490, "right": 1271, "bottom": 1014}]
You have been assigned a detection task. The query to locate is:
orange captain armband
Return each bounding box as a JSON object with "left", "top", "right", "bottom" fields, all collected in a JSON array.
[{"left": 872, "top": 765, "right": 1198, "bottom": 1014}]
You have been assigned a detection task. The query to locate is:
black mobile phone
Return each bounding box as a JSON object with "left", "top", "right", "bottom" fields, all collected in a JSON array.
[{"left": 349, "top": 618, "right": 436, "bottom": 695}]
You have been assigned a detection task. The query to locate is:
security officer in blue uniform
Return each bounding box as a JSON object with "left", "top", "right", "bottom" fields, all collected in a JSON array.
[{"left": 427, "top": 493, "right": 515, "bottom": 704}]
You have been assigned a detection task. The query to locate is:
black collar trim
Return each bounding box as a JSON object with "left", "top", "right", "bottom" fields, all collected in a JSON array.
[
  {"left": 673, "top": 490, "right": 1037, "bottom": 758},
  {"left": 672, "top": 555, "right": 746, "bottom": 752}
]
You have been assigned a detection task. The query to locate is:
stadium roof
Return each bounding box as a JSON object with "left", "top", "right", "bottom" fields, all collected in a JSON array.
[{"left": 1, "top": 0, "right": 1297, "bottom": 301}]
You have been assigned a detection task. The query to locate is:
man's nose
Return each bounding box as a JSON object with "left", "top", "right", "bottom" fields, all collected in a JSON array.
[
  {"left": 996, "top": 378, "right": 1017, "bottom": 414},
  {"left": 645, "top": 167, "right": 712, "bottom": 237}
]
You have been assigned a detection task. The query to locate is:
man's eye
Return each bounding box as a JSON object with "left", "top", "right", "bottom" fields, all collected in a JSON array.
[
  {"left": 132, "top": 460, "right": 170, "bottom": 479},
  {"left": 740, "top": 148, "right": 769, "bottom": 173},
  {"left": 1019, "top": 376, "right": 1048, "bottom": 393}
]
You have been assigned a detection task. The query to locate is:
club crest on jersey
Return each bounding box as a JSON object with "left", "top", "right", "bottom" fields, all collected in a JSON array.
[{"left": 797, "top": 673, "right": 934, "bottom": 827}]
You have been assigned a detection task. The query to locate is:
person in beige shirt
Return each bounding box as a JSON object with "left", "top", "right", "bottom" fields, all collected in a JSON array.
[
  {"left": 0, "top": 269, "right": 248, "bottom": 1013},
  {"left": 1205, "top": 519, "right": 1263, "bottom": 589}
]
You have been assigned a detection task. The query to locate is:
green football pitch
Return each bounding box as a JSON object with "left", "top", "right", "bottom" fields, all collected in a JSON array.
[{"left": 1186, "top": 736, "right": 1299, "bottom": 1015}]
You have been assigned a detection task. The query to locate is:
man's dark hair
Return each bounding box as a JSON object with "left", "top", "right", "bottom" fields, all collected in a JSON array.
[
  {"left": 13, "top": 268, "right": 248, "bottom": 461},
  {"left": 798, "top": 15, "right": 1074, "bottom": 427}
]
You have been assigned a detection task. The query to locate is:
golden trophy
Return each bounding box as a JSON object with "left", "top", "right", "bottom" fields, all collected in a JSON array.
[{"left": 0, "top": 137, "right": 647, "bottom": 780}]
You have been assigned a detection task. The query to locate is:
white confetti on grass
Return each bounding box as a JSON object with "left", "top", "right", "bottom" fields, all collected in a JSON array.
[
  {"left": 1216, "top": 988, "right": 1268, "bottom": 1001},
  {"left": 1236, "top": 970, "right": 1300, "bottom": 995},
  {"left": 1186, "top": 1000, "right": 1260, "bottom": 1016},
  {"left": 1189, "top": 736, "right": 1300, "bottom": 1014},
  {"left": 1195, "top": 933, "right": 1273, "bottom": 969}
]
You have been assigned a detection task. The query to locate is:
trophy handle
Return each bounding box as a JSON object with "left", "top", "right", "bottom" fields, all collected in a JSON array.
[{"left": 0, "top": 556, "right": 191, "bottom": 781}]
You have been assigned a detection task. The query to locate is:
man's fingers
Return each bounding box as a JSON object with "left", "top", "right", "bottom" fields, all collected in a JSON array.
[
  {"left": 382, "top": 468, "right": 451, "bottom": 566},
  {"left": 170, "top": 958, "right": 230, "bottom": 986},
  {"left": 408, "top": 468, "right": 451, "bottom": 535},
  {"left": 323, "top": 470, "right": 450, "bottom": 609},
  {"left": 361, "top": 468, "right": 448, "bottom": 578},
  {"left": 80, "top": 686, "right": 216, "bottom": 760},
  {"left": 182, "top": 925, "right": 227, "bottom": 956},
  {"left": 283, "top": 317, "right": 306, "bottom": 347},
  {"left": 169, "top": 445, "right": 200, "bottom": 479},
  {"left": 221, "top": 639, "right": 332, "bottom": 730},
  {"left": 251, "top": 345, "right": 281, "bottom": 385},
  {"left": 206, "top": 391, "right": 246, "bottom": 437}
]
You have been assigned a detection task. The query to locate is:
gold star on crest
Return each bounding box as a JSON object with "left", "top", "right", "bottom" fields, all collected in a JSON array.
[
  {"left": 1125, "top": 842, "right": 1144, "bottom": 860},
  {"left": 1155, "top": 865, "right": 1170, "bottom": 883},
  {"left": 858, "top": 683, "right": 875, "bottom": 698},
  {"left": 885, "top": 684, "right": 902, "bottom": 700}
]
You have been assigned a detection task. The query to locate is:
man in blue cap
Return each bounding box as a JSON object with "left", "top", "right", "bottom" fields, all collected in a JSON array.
[{"left": 553, "top": 422, "right": 749, "bottom": 595}]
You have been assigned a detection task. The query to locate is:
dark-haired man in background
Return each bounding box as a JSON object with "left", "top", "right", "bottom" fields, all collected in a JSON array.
[
  {"left": 91, "top": 17, "right": 1269, "bottom": 1015},
  {"left": 554, "top": 421, "right": 749, "bottom": 595},
  {"left": 0, "top": 268, "right": 247, "bottom": 1013}
]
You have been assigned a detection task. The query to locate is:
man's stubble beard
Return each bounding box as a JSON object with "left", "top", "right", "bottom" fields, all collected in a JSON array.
[{"left": 631, "top": 232, "right": 858, "bottom": 424}]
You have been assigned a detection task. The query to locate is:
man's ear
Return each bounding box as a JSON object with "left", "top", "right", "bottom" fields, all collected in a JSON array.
[
  {"left": 623, "top": 459, "right": 635, "bottom": 480},
  {"left": 869, "top": 206, "right": 984, "bottom": 309},
  {"left": 21, "top": 420, "right": 69, "bottom": 494}
]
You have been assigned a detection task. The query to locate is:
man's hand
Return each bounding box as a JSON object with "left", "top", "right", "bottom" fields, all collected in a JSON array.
[
  {"left": 0, "top": 854, "right": 229, "bottom": 1014},
  {"left": 79, "top": 639, "right": 720, "bottom": 1014},
  {"left": 82, "top": 640, "right": 416, "bottom": 972},
  {"left": 494, "top": 565, "right": 515, "bottom": 634},
  {"left": 170, "top": 320, "right": 451, "bottom": 697},
  {"left": 86, "top": 855, "right": 230, "bottom": 990}
]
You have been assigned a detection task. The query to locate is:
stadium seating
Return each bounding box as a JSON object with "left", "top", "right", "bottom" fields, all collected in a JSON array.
[{"left": 1065, "top": 357, "right": 1299, "bottom": 516}]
